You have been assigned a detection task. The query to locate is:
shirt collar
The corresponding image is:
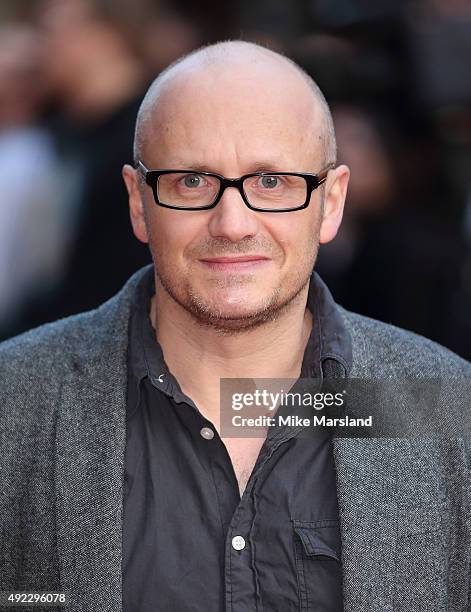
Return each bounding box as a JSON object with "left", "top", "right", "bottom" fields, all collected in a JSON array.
[
  {"left": 127, "top": 264, "right": 352, "bottom": 402},
  {"left": 302, "top": 268, "right": 352, "bottom": 379}
]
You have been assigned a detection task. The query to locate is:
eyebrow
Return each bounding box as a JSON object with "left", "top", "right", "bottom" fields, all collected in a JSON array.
[
  {"left": 165, "top": 159, "right": 291, "bottom": 174},
  {"left": 247, "top": 161, "right": 289, "bottom": 173}
]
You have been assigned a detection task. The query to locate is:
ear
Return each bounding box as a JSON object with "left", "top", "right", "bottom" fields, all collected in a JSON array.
[
  {"left": 122, "top": 164, "right": 149, "bottom": 244},
  {"left": 319, "top": 164, "right": 350, "bottom": 244}
]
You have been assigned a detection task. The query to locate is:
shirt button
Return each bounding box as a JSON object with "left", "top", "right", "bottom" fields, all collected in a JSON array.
[
  {"left": 200, "top": 427, "right": 214, "bottom": 440},
  {"left": 232, "top": 535, "right": 246, "bottom": 551}
]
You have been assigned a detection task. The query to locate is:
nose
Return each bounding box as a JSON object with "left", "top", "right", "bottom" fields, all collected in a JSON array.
[{"left": 207, "top": 184, "right": 260, "bottom": 242}]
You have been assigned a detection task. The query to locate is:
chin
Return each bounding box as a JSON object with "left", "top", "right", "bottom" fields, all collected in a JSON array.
[
  {"left": 188, "top": 300, "right": 281, "bottom": 334},
  {"left": 200, "top": 286, "right": 271, "bottom": 310},
  {"left": 201, "top": 297, "right": 265, "bottom": 318},
  {"left": 186, "top": 285, "right": 284, "bottom": 329}
]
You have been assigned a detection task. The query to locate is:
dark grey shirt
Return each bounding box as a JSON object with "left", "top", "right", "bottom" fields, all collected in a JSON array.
[{"left": 122, "top": 265, "right": 352, "bottom": 611}]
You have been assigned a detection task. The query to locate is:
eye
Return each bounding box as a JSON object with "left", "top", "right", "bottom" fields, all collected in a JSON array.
[
  {"left": 182, "top": 174, "right": 204, "bottom": 188},
  {"left": 260, "top": 175, "right": 280, "bottom": 189}
]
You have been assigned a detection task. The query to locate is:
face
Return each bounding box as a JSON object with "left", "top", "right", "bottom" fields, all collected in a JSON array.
[{"left": 123, "top": 58, "right": 349, "bottom": 333}]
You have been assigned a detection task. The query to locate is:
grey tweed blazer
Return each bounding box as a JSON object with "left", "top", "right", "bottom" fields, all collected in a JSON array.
[{"left": 1, "top": 264, "right": 471, "bottom": 612}]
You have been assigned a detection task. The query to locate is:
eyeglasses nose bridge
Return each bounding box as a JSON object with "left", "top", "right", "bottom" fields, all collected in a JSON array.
[{"left": 215, "top": 176, "right": 248, "bottom": 207}]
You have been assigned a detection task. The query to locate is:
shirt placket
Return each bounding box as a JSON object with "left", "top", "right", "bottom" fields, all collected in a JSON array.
[{"left": 223, "top": 427, "right": 300, "bottom": 612}]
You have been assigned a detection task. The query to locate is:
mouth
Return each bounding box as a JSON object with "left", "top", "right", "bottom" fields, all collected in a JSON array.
[{"left": 199, "top": 255, "right": 271, "bottom": 272}]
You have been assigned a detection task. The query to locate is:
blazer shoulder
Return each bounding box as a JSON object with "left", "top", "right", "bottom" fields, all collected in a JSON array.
[{"left": 337, "top": 306, "right": 471, "bottom": 377}]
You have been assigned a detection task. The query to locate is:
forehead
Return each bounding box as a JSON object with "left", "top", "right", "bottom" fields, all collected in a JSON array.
[{"left": 142, "top": 60, "right": 325, "bottom": 171}]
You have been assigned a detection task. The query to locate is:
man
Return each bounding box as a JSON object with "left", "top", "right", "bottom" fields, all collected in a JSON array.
[{"left": 1, "top": 40, "right": 470, "bottom": 612}]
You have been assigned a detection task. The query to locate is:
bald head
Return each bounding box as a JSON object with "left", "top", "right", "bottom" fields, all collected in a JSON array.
[{"left": 133, "top": 40, "right": 336, "bottom": 168}]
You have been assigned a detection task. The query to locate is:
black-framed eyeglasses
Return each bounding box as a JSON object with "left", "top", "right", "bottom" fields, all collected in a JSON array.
[{"left": 135, "top": 160, "right": 334, "bottom": 212}]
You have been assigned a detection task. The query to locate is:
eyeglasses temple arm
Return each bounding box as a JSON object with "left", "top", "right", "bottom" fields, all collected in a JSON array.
[
  {"left": 317, "top": 163, "right": 335, "bottom": 185},
  {"left": 134, "top": 160, "right": 149, "bottom": 175}
]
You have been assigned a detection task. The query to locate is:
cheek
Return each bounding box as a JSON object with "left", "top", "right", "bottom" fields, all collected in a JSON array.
[
  {"left": 268, "top": 212, "right": 319, "bottom": 255},
  {"left": 147, "top": 213, "right": 204, "bottom": 264},
  {"left": 303, "top": 207, "right": 323, "bottom": 246}
]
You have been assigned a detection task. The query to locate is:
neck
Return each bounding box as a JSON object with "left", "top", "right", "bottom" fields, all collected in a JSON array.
[{"left": 149, "top": 277, "right": 313, "bottom": 424}]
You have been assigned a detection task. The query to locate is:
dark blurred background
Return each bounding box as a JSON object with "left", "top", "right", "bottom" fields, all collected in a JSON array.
[{"left": 0, "top": 0, "right": 470, "bottom": 360}]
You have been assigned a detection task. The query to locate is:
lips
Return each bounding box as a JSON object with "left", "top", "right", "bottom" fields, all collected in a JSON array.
[
  {"left": 199, "top": 255, "right": 271, "bottom": 272},
  {"left": 200, "top": 256, "right": 269, "bottom": 263}
]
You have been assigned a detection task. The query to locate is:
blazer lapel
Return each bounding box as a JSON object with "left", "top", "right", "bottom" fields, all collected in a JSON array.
[
  {"left": 55, "top": 367, "right": 127, "bottom": 612},
  {"left": 54, "top": 268, "right": 145, "bottom": 612}
]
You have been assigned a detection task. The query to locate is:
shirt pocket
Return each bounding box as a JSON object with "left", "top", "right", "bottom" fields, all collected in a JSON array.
[{"left": 292, "top": 519, "right": 343, "bottom": 612}]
